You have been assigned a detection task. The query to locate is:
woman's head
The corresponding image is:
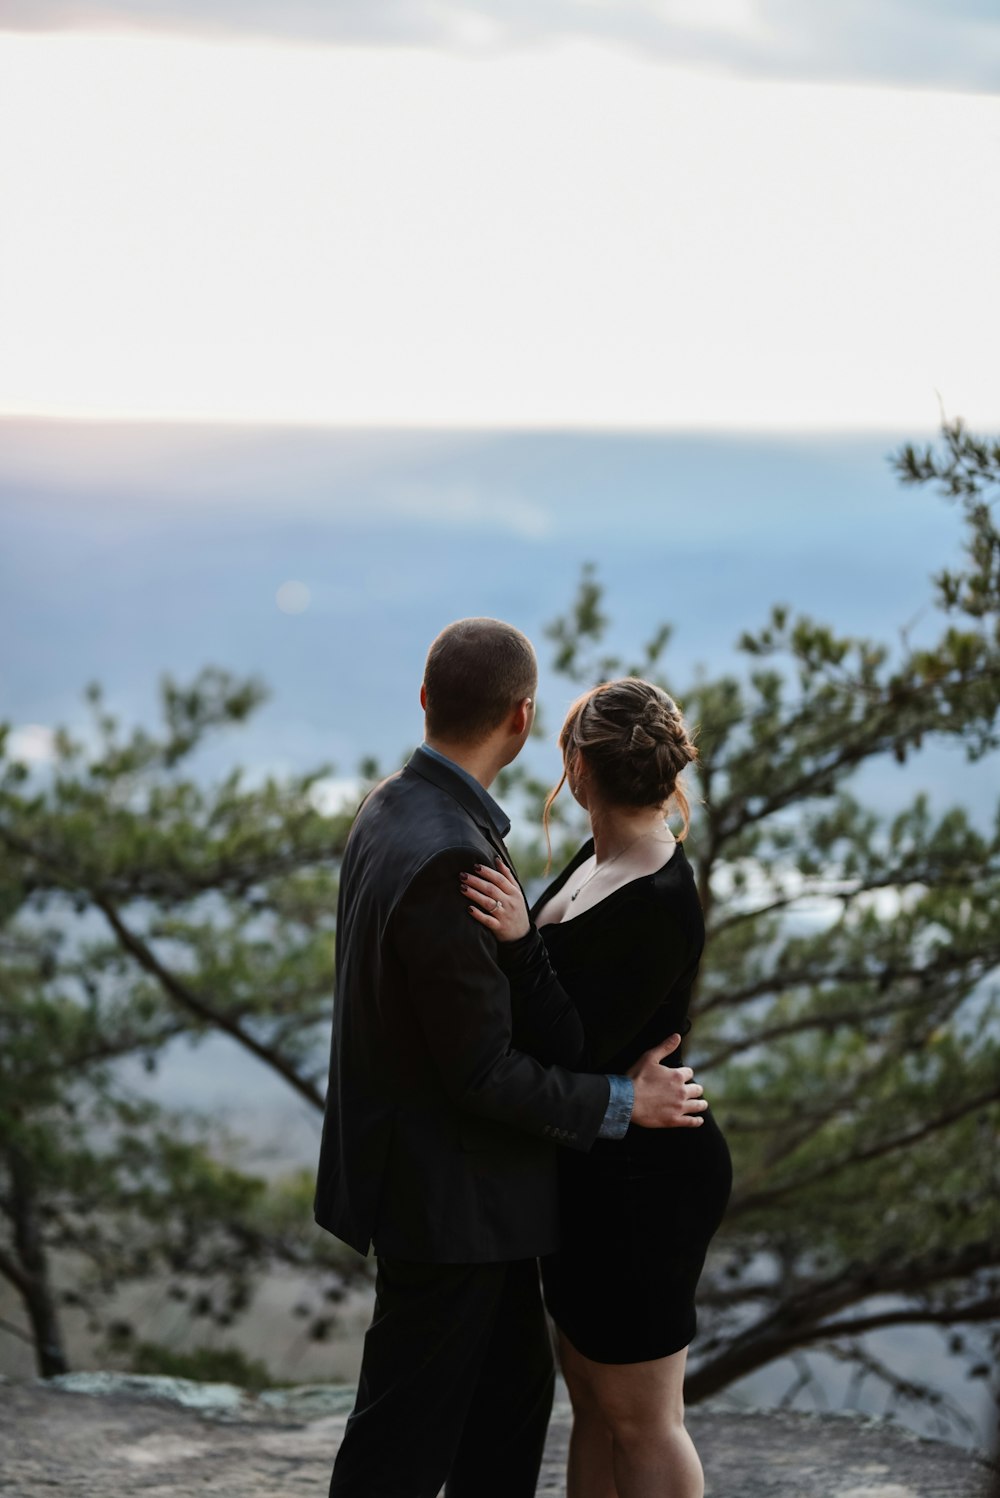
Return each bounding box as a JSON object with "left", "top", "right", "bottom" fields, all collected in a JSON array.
[{"left": 545, "top": 678, "right": 697, "bottom": 841}]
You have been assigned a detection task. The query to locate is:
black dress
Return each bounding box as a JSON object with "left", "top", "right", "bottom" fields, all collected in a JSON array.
[{"left": 502, "top": 838, "right": 732, "bottom": 1364}]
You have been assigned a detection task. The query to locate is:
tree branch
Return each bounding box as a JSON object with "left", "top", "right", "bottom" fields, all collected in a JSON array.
[
  {"left": 18, "top": 1021, "right": 191, "bottom": 1085},
  {"left": 699, "top": 944, "right": 997, "bottom": 1015},
  {"left": 0, "top": 1245, "right": 32, "bottom": 1297},
  {"left": 730, "top": 1083, "right": 1000, "bottom": 1217},
  {"left": 707, "top": 859, "right": 995, "bottom": 941},
  {"left": 0, "top": 1313, "right": 35, "bottom": 1345},
  {"left": 699, "top": 988, "right": 940, "bottom": 1071},
  {"left": 686, "top": 1238, "right": 1000, "bottom": 1401},
  {"left": 94, "top": 899, "right": 325, "bottom": 1113},
  {"left": 804, "top": 1296, "right": 1000, "bottom": 1344},
  {"left": 0, "top": 824, "right": 345, "bottom": 908}
]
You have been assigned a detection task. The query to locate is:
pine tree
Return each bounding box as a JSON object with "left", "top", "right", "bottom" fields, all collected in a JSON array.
[{"left": 1, "top": 421, "right": 996, "bottom": 1429}]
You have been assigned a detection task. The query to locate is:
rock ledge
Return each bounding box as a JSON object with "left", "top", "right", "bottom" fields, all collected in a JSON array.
[{"left": 0, "top": 1375, "right": 993, "bottom": 1497}]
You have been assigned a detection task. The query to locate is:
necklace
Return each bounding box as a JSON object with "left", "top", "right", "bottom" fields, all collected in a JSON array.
[{"left": 569, "top": 827, "right": 674, "bottom": 902}]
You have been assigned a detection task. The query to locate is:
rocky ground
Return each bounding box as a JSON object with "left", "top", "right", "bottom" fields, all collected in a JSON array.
[{"left": 0, "top": 1374, "right": 995, "bottom": 1497}]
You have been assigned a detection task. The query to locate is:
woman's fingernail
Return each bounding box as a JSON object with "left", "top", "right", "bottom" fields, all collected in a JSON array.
[{"left": 474, "top": 864, "right": 484, "bottom": 872}]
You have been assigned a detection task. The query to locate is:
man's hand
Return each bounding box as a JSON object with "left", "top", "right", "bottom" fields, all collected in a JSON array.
[{"left": 628, "top": 1035, "right": 706, "bottom": 1128}]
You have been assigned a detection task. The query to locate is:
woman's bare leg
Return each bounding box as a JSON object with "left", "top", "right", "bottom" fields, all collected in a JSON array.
[
  {"left": 560, "top": 1334, "right": 616, "bottom": 1498},
  {"left": 559, "top": 1333, "right": 703, "bottom": 1498}
]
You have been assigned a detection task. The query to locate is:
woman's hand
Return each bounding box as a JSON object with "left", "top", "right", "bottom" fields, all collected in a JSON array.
[{"left": 459, "top": 857, "right": 530, "bottom": 942}]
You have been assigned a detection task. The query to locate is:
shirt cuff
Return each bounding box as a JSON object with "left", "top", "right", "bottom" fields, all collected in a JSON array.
[{"left": 597, "top": 1074, "right": 634, "bottom": 1140}]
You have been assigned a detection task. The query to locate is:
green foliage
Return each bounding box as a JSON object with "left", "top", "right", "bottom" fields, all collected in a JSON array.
[
  {"left": 0, "top": 671, "right": 364, "bottom": 1375},
  {"left": 530, "top": 422, "right": 1000, "bottom": 1429},
  {"left": 125, "top": 1339, "right": 274, "bottom": 1390},
  {"left": 1, "top": 422, "right": 997, "bottom": 1432}
]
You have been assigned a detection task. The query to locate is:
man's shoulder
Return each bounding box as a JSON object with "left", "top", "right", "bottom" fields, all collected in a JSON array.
[
  {"left": 349, "top": 765, "right": 494, "bottom": 883},
  {"left": 355, "top": 761, "right": 471, "bottom": 829}
]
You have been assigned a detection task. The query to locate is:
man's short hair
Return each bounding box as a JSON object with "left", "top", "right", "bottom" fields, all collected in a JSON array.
[{"left": 423, "top": 618, "right": 537, "bottom": 744}]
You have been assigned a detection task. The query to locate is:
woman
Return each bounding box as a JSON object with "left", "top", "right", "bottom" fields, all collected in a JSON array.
[{"left": 460, "top": 678, "right": 731, "bottom": 1498}]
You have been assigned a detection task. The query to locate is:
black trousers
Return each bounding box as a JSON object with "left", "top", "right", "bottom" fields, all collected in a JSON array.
[{"left": 328, "top": 1256, "right": 555, "bottom": 1498}]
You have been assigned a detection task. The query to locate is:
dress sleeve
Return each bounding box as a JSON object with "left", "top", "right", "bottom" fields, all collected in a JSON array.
[{"left": 495, "top": 927, "right": 587, "bottom": 1067}]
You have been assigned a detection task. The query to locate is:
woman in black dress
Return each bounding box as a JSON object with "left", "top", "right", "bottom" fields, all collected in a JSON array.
[{"left": 461, "top": 678, "right": 731, "bottom": 1498}]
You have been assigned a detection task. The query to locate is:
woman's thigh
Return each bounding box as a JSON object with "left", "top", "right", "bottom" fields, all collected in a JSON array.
[{"left": 559, "top": 1329, "right": 689, "bottom": 1434}]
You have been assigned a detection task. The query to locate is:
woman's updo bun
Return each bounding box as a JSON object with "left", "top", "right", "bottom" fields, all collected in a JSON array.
[{"left": 543, "top": 679, "right": 697, "bottom": 852}]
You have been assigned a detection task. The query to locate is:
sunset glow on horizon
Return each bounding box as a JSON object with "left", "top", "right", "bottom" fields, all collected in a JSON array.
[{"left": 1, "top": 31, "right": 997, "bottom": 432}]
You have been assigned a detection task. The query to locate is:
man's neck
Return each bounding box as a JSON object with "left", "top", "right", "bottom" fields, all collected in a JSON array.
[{"left": 423, "top": 736, "right": 502, "bottom": 791}]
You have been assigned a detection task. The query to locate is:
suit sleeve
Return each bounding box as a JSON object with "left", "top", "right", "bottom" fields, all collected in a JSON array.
[{"left": 390, "top": 846, "right": 609, "bottom": 1152}]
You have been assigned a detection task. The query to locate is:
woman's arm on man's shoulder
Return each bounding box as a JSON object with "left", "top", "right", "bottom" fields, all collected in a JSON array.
[{"left": 460, "top": 855, "right": 586, "bottom": 1068}]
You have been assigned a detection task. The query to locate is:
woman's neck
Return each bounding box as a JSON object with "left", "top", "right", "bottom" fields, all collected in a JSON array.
[{"left": 589, "top": 801, "right": 672, "bottom": 862}]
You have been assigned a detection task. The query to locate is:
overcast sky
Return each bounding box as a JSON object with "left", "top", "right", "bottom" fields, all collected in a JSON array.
[
  {"left": 5, "top": 0, "right": 1000, "bottom": 91},
  {"left": 1, "top": 4, "right": 997, "bottom": 430}
]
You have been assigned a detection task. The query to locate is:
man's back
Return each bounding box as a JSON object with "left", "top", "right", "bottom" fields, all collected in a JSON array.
[{"left": 314, "top": 750, "right": 609, "bottom": 1262}]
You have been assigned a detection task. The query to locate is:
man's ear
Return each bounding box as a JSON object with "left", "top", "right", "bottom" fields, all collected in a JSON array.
[
  {"left": 511, "top": 696, "right": 533, "bottom": 735},
  {"left": 419, "top": 683, "right": 428, "bottom": 711}
]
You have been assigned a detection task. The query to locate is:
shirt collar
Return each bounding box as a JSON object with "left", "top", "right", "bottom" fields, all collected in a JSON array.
[{"left": 415, "top": 742, "right": 511, "bottom": 840}]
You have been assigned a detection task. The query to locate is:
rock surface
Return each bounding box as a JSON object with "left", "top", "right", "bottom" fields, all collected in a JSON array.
[{"left": 0, "top": 1375, "right": 994, "bottom": 1497}]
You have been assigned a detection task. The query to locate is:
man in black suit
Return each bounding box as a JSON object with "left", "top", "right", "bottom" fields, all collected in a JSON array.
[{"left": 314, "top": 617, "right": 707, "bottom": 1497}]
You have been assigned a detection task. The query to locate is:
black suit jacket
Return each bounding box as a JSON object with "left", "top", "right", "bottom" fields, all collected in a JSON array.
[{"left": 313, "top": 748, "right": 610, "bottom": 1262}]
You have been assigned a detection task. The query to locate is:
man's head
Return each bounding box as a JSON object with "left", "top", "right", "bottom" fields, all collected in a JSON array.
[{"left": 421, "top": 618, "right": 537, "bottom": 756}]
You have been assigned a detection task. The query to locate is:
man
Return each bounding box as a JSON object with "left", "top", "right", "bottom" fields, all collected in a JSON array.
[{"left": 314, "top": 618, "right": 707, "bottom": 1498}]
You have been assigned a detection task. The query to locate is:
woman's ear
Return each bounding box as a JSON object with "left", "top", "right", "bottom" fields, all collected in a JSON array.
[{"left": 566, "top": 748, "right": 588, "bottom": 800}]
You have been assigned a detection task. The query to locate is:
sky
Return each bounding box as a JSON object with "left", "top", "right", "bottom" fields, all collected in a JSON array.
[
  {"left": 0, "top": 2, "right": 998, "bottom": 430},
  {"left": 2, "top": 10, "right": 997, "bottom": 1434},
  {"left": 5, "top": 418, "right": 996, "bottom": 835},
  {"left": 4, "top": 0, "right": 1000, "bottom": 89}
]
